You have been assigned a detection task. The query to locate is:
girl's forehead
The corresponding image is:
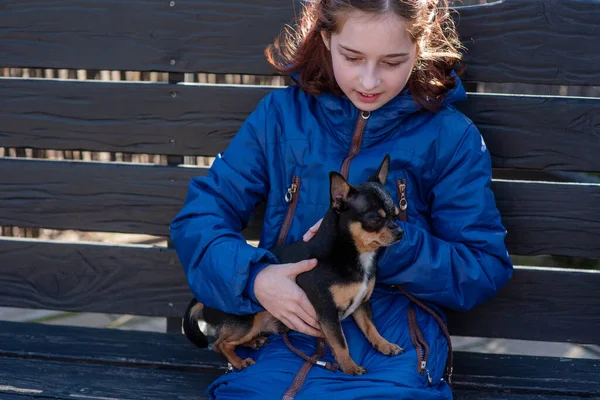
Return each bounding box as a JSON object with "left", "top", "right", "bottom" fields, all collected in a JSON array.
[{"left": 334, "top": 10, "right": 415, "bottom": 55}]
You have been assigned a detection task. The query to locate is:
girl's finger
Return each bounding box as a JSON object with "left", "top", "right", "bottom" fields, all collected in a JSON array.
[
  {"left": 295, "top": 302, "right": 320, "bottom": 332},
  {"left": 287, "top": 315, "right": 323, "bottom": 337}
]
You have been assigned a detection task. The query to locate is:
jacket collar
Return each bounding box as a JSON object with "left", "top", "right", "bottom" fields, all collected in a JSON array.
[{"left": 292, "top": 71, "right": 467, "bottom": 147}]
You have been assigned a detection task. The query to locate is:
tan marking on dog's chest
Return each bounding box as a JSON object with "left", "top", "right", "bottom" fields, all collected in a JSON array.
[
  {"left": 330, "top": 283, "right": 363, "bottom": 310},
  {"left": 330, "top": 279, "right": 371, "bottom": 320}
]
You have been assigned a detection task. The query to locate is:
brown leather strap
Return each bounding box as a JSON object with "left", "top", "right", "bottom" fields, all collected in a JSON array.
[
  {"left": 394, "top": 189, "right": 453, "bottom": 384},
  {"left": 394, "top": 285, "right": 454, "bottom": 385},
  {"left": 282, "top": 336, "right": 328, "bottom": 400},
  {"left": 282, "top": 332, "right": 339, "bottom": 371}
]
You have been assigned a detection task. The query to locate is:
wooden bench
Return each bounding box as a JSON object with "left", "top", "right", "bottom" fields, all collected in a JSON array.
[{"left": 1, "top": 0, "right": 599, "bottom": 399}]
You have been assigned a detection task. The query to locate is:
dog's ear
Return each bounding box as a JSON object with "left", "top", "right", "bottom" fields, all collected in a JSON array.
[
  {"left": 368, "top": 154, "right": 391, "bottom": 185},
  {"left": 330, "top": 172, "right": 352, "bottom": 210}
]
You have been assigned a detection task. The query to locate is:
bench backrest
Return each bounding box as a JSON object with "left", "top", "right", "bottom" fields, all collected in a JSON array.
[{"left": 1, "top": 0, "right": 599, "bottom": 345}]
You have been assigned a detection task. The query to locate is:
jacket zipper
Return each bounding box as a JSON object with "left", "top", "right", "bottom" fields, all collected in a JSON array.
[
  {"left": 396, "top": 179, "right": 408, "bottom": 222},
  {"left": 277, "top": 175, "right": 301, "bottom": 246},
  {"left": 340, "top": 111, "right": 370, "bottom": 179},
  {"left": 277, "top": 110, "right": 369, "bottom": 246},
  {"left": 408, "top": 307, "right": 433, "bottom": 385}
]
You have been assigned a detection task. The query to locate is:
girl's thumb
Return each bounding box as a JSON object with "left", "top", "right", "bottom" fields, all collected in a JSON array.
[{"left": 289, "top": 259, "right": 318, "bottom": 275}]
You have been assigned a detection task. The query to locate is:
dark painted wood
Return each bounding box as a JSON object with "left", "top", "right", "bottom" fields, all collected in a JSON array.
[
  {"left": 0, "top": 0, "right": 298, "bottom": 75},
  {"left": 0, "top": 78, "right": 270, "bottom": 156},
  {"left": 447, "top": 268, "right": 600, "bottom": 345},
  {"left": 2, "top": 77, "right": 599, "bottom": 172},
  {"left": 0, "top": 320, "right": 226, "bottom": 371},
  {"left": 1, "top": 238, "right": 599, "bottom": 343},
  {"left": 453, "top": 351, "right": 600, "bottom": 397},
  {"left": 0, "top": 157, "right": 208, "bottom": 236},
  {"left": 0, "top": 238, "right": 191, "bottom": 317},
  {"left": 2, "top": 0, "right": 599, "bottom": 84},
  {"left": 492, "top": 180, "right": 600, "bottom": 258},
  {"left": 457, "top": 0, "right": 600, "bottom": 85},
  {"left": 1, "top": 388, "right": 592, "bottom": 400},
  {"left": 0, "top": 395, "right": 67, "bottom": 400},
  {"left": 0, "top": 356, "right": 219, "bottom": 400},
  {"left": 0, "top": 158, "right": 598, "bottom": 256},
  {"left": 454, "top": 391, "right": 599, "bottom": 400},
  {"left": 0, "top": 320, "right": 598, "bottom": 399},
  {"left": 457, "top": 94, "right": 600, "bottom": 173}
]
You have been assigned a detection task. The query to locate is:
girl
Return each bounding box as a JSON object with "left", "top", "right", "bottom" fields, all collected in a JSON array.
[{"left": 170, "top": 0, "right": 513, "bottom": 399}]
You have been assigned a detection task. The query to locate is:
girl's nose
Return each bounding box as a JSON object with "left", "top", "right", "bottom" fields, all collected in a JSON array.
[{"left": 360, "top": 69, "right": 381, "bottom": 91}]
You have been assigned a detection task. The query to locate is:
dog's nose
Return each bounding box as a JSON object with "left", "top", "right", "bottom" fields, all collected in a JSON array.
[{"left": 392, "top": 227, "right": 403, "bottom": 240}]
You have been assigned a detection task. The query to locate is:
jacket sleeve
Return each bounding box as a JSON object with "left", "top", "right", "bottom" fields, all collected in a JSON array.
[
  {"left": 170, "top": 97, "right": 278, "bottom": 315},
  {"left": 377, "top": 123, "right": 513, "bottom": 311}
]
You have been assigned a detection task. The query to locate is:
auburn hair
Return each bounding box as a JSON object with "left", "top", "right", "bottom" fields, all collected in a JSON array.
[{"left": 265, "top": 0, "right": 465, "bottom": 111}]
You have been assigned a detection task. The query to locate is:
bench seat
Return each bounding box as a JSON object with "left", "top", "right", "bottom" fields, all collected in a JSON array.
[{"left": 1, "top": 321, "right": 598, "bottom": 400}]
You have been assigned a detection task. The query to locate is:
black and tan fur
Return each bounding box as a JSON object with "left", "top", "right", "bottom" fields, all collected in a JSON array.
[{"left": 183, "top": 155, "right": 404, "bottom": 375}]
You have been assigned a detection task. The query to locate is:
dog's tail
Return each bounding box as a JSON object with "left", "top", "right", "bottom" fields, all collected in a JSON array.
[{"left": 182, "top": 298, "right": 209, "bottom": 348}]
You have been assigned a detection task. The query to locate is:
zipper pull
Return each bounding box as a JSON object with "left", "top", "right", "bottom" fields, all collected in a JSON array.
[
  {"left": 398, "top": 181, "right": 407, "bottom": 211},
  {"left": 285, "top": 182, "right": 298, "bottom": 203},
  {"left": 425, "top": 367, "right": 433, "bottom": 385},
  {"left": 396, "top": 179, "right": 408, "bottom": 221},
  {"left": 419, "top": 361, "right": 433, "bottom": 385}
]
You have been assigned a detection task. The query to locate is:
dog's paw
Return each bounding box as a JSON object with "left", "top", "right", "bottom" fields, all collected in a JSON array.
[
  {"left": 241, "top": 336, "right": 269, "bottom": 350},
  {"left": 376, "top": 341, "right": 404, "bottom": 356},
  {"left": 253, "top": 336, "right": 269, "bottom": 349},
  {"left": 342, "top": 363, "right": 368, "bottom": 375},
  {"left": 240, "top": 358, "right": 256, "bottom": 369}
]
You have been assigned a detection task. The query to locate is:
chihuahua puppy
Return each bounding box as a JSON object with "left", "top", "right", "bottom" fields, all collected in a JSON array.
[{"left": 183, "top": 155, "right": 404, "bottom": 375}]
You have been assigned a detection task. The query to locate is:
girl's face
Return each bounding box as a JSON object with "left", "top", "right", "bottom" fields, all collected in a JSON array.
[{"left": 322, "top": 10, "right": 418, "bottom": 112}]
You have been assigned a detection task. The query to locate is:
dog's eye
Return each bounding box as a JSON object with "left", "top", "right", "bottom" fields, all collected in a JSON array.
[
  {"left": 370, "top": 217, "right": 384, "bottom": 226},
  {"left": 361, "top": 218, "right": 382, "bottom": 232}
]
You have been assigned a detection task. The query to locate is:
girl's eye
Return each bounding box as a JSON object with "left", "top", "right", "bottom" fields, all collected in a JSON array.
[
  {"left": 344, "top": 56, "right": 359, "bottom": 62},
  {"left": 385, "top": 62, "right": 402, "bottom": 67}
]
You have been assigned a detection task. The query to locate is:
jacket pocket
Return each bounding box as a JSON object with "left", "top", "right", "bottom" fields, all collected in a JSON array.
[
  {"left": 407, "top": 307, "right": 433, "bottom": 386},
  {"left": 277, "top": 175, "right": 301, "bottom": 246}
]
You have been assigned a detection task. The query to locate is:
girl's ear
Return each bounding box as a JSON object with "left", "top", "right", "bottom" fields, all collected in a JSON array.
[{"left": 320, "top": 31, "right": 331, "bottom": 51}]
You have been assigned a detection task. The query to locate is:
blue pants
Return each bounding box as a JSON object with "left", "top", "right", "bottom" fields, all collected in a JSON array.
[{"left": 206, "top": 287, "right": 454, "bottom": 400}]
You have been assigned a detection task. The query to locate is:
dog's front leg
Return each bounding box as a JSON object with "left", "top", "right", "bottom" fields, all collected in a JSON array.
[
  {"left": 352, "top": 301, "right": 404, "bottom": 356},
  {"left": 318, "top": 304, "right": 367, "bottom": 375}
]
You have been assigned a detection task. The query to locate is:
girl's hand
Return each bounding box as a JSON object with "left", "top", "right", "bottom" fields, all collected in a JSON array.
[
  {"left": 253, "top": 259, "right": 322, "bottom": 337},
  {"left": 303, "top": 218, "right": 323, "bottom": 242}
]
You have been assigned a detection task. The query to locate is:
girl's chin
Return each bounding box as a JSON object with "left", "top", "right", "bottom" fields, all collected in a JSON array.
[{"left": 349, "top": 96, "right": 385, "bottom": 112}]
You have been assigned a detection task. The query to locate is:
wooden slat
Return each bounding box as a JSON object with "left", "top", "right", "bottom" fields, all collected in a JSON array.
[
  {"left": 0, "top": 321, "right": 598, "bottom": 399},
  {"left": 0, "top": 320, "right": 225, "bottom": 371},
  {"left": 2, "top": 78, "right": 599, "bottom": 171},
  {"left": 457, "top": 94, "right": 600, "bottom": 173},
  {"left": 2, "top": 0, "right": 599, "bottom": 84},
  {"left": 447, "top": 267, "right": 600, "bottom": 345},
  {"left": 0, "top": 78, "right": 271, "bottom": 156},
  {"left": 1, "top": 158, "right": 599, "bottom": 257},
  {"left": 453, "top": 351, "right": 600, "bottom": 398},
  {"left": 0, "top": 158, "right": 206, "bottom": 236},
  {"left": 454, "top": 391, "right": 598, "bottom": 400},
  {"left": 0, "top": 395, "right": 59, "bottom": 400},
  {"left": 0, "top": 0, "right": 297, "bottom": 74},
  {"left": 1, "top": 237, "right": 598, "bottom": 343},
  {"left": 0, "top": 238, "right": 189, "bottom": 317},
  {"left": 0, "top": 356, "right": 218, "bottom": 400},
  {"left": 492, "top": 180, "right": 600, "bottom": 258},
  {"left": 457, "top": 0, "right": 600, "bottom": 85}
]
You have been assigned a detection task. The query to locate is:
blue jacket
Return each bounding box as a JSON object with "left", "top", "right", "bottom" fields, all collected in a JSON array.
[{"left": 170, "top": 77, "right": 513, "bottom": 399}]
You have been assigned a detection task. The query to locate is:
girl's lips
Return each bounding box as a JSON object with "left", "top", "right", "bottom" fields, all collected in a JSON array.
[{"left": 356, "top": 91, "right": 382, "bottom": 103}]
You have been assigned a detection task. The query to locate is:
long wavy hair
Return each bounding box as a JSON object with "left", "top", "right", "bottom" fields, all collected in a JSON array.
[{"left": 265, "top": 0, "right": 465, "bottom": 111}]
